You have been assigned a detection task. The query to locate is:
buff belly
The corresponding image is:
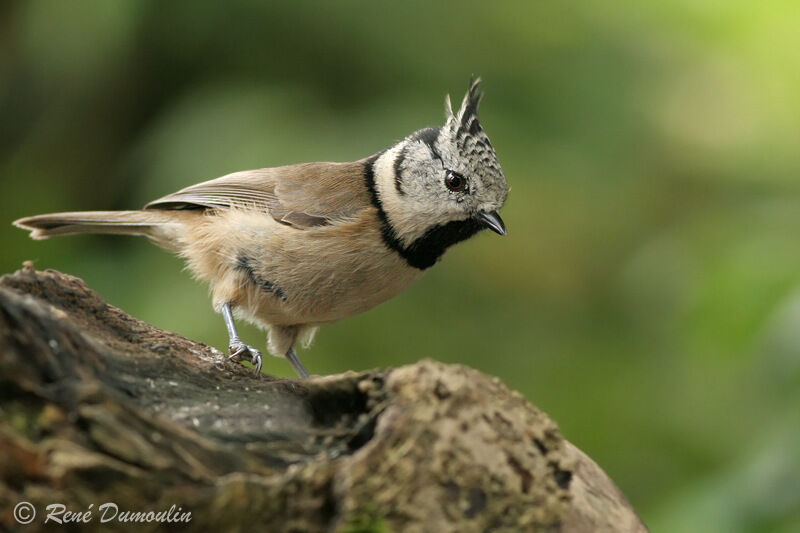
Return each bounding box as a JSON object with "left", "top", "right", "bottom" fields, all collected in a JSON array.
[{"left": 179, "top": 208, "right": 424, "bottom": 329}]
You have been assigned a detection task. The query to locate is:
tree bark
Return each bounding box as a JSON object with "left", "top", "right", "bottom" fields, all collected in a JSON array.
[{"left": 0, "top": 265, "right": 647, "bottom": 532}]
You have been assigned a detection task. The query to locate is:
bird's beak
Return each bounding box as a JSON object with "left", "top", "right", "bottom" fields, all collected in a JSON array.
[{"left": 478, "top": 211, "right": 507, "bottom": 236}]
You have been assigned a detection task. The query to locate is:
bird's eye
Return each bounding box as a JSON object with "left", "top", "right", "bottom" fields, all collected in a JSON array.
[{"left": 445, "top": 170, "right": 467, "bottom": 192}]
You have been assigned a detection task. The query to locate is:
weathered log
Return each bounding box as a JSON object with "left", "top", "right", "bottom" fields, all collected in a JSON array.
[{"left": 0, "top": 265, "right": 647, "bottom": 532}]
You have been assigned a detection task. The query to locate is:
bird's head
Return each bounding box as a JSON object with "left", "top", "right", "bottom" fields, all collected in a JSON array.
[{"left": 368, "top": 78, "right": 508, "bottom": 269}]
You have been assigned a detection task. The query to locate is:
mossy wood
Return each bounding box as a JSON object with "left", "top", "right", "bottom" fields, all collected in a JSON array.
[{"left": 0, "top": 266, "right": 647, "bottom": 532}]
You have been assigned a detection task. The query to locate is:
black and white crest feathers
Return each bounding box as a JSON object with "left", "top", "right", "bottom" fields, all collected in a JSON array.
[
  {"left": 441, "top": 77, "right": 503, "bottom": 181},
  {"left": 457, "top": 76, "right": 484, "bottom": 129}
]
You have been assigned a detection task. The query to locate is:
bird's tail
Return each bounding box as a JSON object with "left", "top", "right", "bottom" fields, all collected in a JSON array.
[{"left": 13, "top": 210, "right": 186, "bottom": 249}]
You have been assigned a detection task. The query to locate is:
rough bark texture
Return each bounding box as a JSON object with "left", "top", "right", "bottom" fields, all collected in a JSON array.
[{"left": 0, "top": 265, "right": 647, "bottom": 532}]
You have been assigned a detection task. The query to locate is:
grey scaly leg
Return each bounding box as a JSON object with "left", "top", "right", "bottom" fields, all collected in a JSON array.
[
  {"left": 285, "top": 347, "right": 310, "bottom": 379},
  {"left": 221, "top": 302, "right": 262, "bottom": 374}
]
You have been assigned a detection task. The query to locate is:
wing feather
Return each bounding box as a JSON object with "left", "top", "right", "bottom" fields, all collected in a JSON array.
[{"left": 144, "top": 161, "right": 371, "bottom": 229}]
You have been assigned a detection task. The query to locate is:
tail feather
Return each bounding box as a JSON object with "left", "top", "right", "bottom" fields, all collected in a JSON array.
[{"left": 13, "top": 210, "right": 176, "bottom": 240}]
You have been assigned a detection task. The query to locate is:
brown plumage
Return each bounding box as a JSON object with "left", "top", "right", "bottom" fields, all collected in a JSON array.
[{"left": 14, "top": 79, "right": 508, "bottom": 377}]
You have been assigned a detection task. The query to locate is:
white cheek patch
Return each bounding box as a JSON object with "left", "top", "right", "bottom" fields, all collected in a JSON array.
[
  {"left": 374, "top": 140, "right": 473, "bottom": 247},
  {"left": 373, "top": 143, "right": 405, "bottom": 216},
  {"left": 373, "top": 143, "right": 427, "bottom": 245}
]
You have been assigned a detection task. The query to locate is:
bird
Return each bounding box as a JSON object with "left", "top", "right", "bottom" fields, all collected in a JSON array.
[{"left": 14, "top": 78, "right": 508, "bottom": 379}]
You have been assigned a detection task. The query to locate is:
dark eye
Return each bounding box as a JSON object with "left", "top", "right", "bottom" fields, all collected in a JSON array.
[{"left": 445, "top": 170, "right": 467, "bottom": 192}]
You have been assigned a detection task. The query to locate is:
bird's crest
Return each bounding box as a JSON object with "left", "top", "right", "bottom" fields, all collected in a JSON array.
[{"left": 445, "top": 76, "right": 484, "bottom": 130}]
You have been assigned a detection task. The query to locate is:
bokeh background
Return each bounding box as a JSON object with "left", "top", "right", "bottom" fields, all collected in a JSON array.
[{"left": 2, "top": 1, "right": 799, "bottom": 530}]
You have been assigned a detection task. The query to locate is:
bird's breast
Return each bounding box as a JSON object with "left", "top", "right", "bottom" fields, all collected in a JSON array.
[{"left": 205, "top": 208, "right": 424, "bottom": 327}]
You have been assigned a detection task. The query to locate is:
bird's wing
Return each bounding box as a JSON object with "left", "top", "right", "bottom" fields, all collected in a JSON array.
[{"left": 144, "top": 160, "right": 372, "bottom": 229}]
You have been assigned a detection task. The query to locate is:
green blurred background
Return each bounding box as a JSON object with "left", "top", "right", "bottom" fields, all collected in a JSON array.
[{"left": 1, "top": 1, "right": 799, "bottom": 530}]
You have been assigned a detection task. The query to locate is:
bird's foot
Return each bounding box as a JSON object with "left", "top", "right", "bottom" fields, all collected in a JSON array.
[{"left": 229, "top": 339, "right": 263, "bottom": 374}]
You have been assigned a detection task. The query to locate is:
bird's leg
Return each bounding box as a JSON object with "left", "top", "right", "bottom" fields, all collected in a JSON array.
[
  {"left": 221, "top": 302, "right": 262, "bottom": 374},
  {"left": 285, "top": 347, "right": 310, "bottom": 379}
]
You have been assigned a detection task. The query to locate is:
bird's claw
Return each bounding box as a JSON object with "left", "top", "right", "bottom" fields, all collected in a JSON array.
[{"left": 228, "top": 339, "right": 263, "bottom": 374}]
